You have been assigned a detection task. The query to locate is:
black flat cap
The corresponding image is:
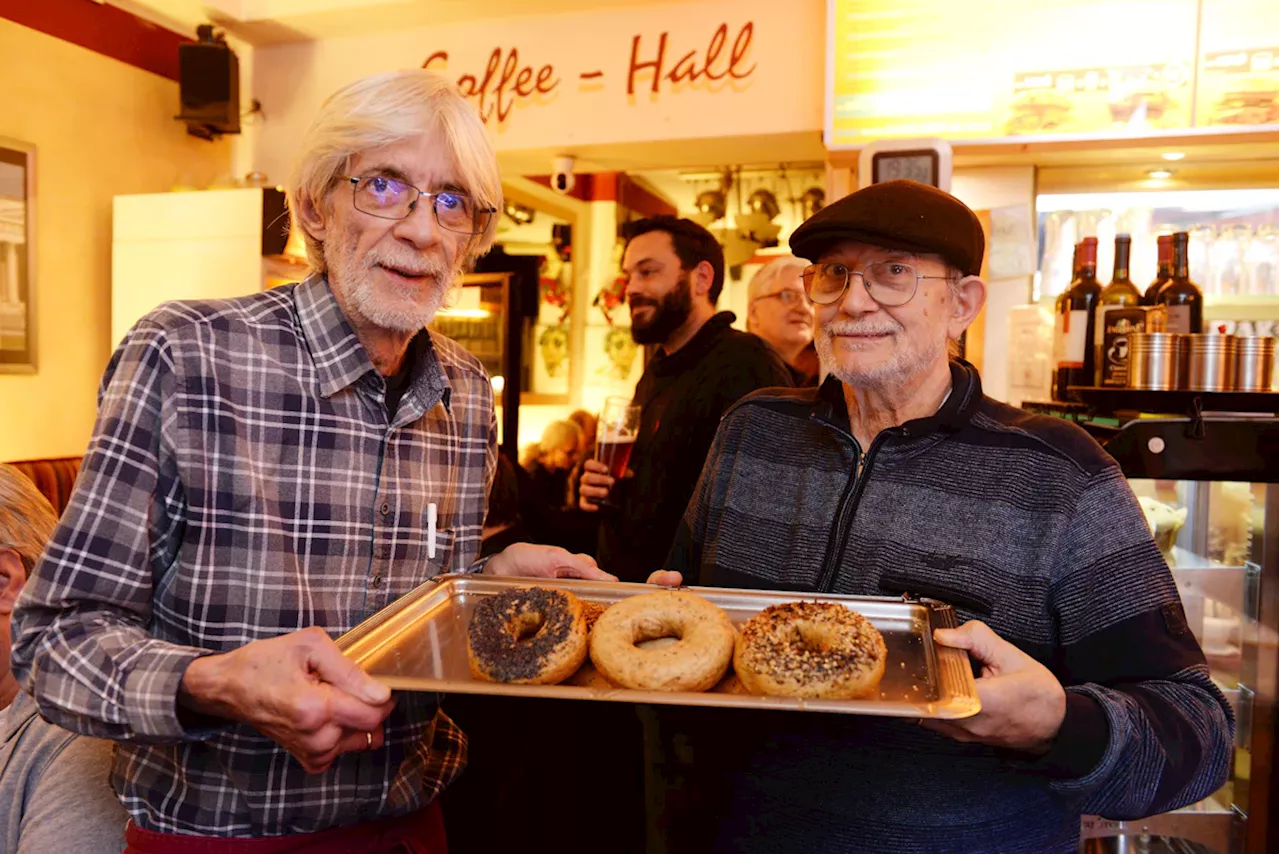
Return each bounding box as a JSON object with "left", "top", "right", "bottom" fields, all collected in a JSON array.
[{"left": 789, "top": 180, "right": 985, "bottom": 276}]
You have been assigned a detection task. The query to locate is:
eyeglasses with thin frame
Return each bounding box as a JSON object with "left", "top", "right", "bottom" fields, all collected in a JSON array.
[
  {"left": 752, "top": 289, "right": 811, "bottom": 308},
  {"left": 344, "top": 175, "right": 496, "bottom": 235},
  {"left": 801, "top": 261, "right": 954, "bottom": 307}
]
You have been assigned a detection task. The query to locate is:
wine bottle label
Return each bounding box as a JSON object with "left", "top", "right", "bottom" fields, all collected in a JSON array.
[
  {"left": 1099, "top": 307, "right": 1148, "bottom": 387},
  {"left": 1166, "top": 305, "right": 1192, "bottom": 334},
  {"left": 1052, "top": 311, "right": 1066, "bottom": 365},
  {"left": 1058, "top": 309, "right": 1087, "bottom": 369}
]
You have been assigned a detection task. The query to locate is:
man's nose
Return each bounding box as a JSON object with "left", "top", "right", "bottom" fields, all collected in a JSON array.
[
  {"left": 392, "top": 198, "right": 442, "bottom": 247},
  {"left": 837, "top": 272, "right": 879, "bottom": 316}
]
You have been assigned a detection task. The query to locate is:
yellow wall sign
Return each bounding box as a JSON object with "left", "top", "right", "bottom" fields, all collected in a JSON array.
[{"left": 825, "top": 0, "right": 1278, "bottom": 147}]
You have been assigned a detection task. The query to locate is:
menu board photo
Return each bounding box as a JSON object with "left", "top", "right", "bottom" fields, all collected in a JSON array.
[{"left": 826, "top": 0, "right": 1278, "bottom": 147}]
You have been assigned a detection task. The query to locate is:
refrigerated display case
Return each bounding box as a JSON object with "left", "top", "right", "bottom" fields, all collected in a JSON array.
[
  {"left": 428, "top": 271, "right": 526, "bottom": 461},
  {"left": 1050, "top": 411, "right": 1278, "bottom": 854}
]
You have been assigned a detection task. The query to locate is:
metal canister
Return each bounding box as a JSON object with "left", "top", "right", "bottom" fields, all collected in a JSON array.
[
  {"left": 1234, "top": 336, "right": 1276, "bottom": 392},
  {"left": 1182, "top": 334, "right": 1238, "bottom": 392},
  {"left": 1127, "top": 332, "right": 1183, "bottom": 390}
]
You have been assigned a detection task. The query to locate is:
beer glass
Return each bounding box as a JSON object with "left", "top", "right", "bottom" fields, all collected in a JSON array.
[{"left": 595, "top": 396, "right": 640, "bottom": 508}]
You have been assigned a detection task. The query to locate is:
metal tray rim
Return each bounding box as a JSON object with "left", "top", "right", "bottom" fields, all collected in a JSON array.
[{"left": 337, "top": 574, "right": 981, "bottom": 719}]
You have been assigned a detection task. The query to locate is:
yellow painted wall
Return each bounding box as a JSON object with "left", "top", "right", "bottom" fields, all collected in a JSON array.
[{"left": 0, "top": 20, "right": 231, "bottom": 461}]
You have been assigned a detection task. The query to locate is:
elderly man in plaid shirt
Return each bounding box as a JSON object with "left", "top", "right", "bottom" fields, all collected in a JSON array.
[{"left": 11, "top": 69, "right": 610, "bottom": 853}]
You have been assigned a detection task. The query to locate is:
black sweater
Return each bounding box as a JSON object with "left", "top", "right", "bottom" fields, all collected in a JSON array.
[{"left": 597, "top": 312, "right": 792, "bottom": 581}]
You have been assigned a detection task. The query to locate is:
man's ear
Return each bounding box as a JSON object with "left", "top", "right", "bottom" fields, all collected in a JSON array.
[
  {"left": 692, "top": 260, "right": 715, "bottom": 299},
  {"left": 295, "top": 190, "right": 330, "bottom": 243},
  {"left": 948, "top": 275, "right": 986, "bottom": 342},
  {"left": 0, "top": 549, "right": 25, "bottom": 615}
]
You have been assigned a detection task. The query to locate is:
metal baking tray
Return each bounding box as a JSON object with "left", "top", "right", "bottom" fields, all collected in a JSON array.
[{"left": 336, "top": 574, "right": 980, "bottom": 719}]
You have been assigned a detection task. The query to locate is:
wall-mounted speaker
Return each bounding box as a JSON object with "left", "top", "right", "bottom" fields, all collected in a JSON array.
[{"left": 177, "top": 25, "right": 240, "bottom": 139}]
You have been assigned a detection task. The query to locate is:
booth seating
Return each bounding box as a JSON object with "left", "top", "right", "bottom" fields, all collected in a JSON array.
[{"left": 6, "top": 456, "right": 83, "bottom": 515}]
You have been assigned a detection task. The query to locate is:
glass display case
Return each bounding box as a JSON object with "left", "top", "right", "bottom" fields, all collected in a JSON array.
[{"left": 1077, "top": 414, "right": 1278, "bottom": 853}]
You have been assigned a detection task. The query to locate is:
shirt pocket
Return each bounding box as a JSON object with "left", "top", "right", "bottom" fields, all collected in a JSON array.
[
  {"left": 425, "top": 527, "right": 457, "bottom": 579},
  {"left": 876, "top": 570, "right": 995, "bottom": 622}
]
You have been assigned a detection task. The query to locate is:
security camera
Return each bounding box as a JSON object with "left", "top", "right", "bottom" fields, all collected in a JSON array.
[{"left": 552, "top": 155, "right": 576, "bottom": 195}]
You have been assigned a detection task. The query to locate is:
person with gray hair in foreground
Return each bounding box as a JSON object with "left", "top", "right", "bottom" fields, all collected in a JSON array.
[
  {"left": 12, "top": 70, "right": 610, "bottom": 853},
  {"left": 0, "top": 464, "right": 127, "bottom": 854},
  {"left": 647, "top": 180, "right": 1232, "bottom": 853}
]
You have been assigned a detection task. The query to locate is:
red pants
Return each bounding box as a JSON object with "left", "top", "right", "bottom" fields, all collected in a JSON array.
[{"left": 123, "top": 801, "right": 446, "bottom": 854}]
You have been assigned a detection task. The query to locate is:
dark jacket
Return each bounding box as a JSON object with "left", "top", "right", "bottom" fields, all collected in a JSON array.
[
  {"left": 664, "top": 360, "right": 1233, "bottom": 853},
  {"left": 598, "top": 312, "right": 792, "bottom": 581}
]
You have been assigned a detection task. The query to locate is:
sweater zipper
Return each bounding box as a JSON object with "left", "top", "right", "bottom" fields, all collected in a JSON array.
[{"left": 815, "top": 429, "right": 897, "bottom": 593}]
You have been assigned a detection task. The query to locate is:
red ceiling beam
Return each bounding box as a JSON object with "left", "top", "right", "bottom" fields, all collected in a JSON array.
[{"left": 0, "top": 0, "right": 191, "bottom": 82}]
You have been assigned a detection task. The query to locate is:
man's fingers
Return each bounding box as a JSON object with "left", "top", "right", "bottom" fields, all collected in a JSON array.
[
  {"left": 556, "top": 564, "right": 618, "bottom": 581},
  {"left": 327, "top": 689, "right": 397, "bottom": 732},
  {"left": 583, "top": 460, "right": 609, "bottom": 475},
  {"left": 933, "top": 621, "right": 1018, "bottom": 671},
  {"left": 306, "top": 635, "right": 392, "bottom": 705},
  {"left": 293, "top": 726, "right": 383, "bottom": 775},
  {"left": 334, "top": 724, "right": 384, "bottom": 756},
  {"left": 552, "top": 551, "right": 617, "bottom": 581},
  {"left": 647, "top": 570, "right": 683, "bottom": 587}
]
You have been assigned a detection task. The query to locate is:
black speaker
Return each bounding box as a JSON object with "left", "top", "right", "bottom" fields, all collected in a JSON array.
[{"left": 177, "top": 26, "right": 240, "bottom": 139}]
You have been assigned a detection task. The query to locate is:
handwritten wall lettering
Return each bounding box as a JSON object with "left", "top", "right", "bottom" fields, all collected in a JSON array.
[
  {"left": 422, "top": 21, "right": 757, "bottom": 126},
  {"left": 628, "top": 23, "right": 756, "bottom": 96},
  {"left": 424, "top": 49, "right": 559, "bottom": 124}
]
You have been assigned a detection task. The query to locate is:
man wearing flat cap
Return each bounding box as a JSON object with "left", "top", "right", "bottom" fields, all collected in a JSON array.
[{"left": 647, "top": 181, "right": 1232, "bottom": 853}]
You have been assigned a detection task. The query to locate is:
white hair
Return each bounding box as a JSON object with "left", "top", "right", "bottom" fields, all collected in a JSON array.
[
  {"left": 287, "top": 69, "right": 503, "bottom": 273},
  {"left": 747, "top": 255, "right": 808, "bottom": 303}
]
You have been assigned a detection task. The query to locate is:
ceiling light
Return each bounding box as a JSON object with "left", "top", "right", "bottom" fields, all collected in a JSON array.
[
  {"left": 1146, "top": 168, "right": 1174, "bottom": 180},
  {"left": 1161, "top": 152, "right": 1185, "bottom": 161}
]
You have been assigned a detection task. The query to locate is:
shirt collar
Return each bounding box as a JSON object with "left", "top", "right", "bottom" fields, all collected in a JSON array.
[
  {"left": 295, "top": 274, "right": 377, "bottom": 399},
  {"left": 651, "top": 311, "right": 737, "bottom": 375},
  {"left": 811, "top": 359, "right": 981, "bottom": 437},
  {"left": 395, "top": 331, "right": 453, "bottom": 424}
]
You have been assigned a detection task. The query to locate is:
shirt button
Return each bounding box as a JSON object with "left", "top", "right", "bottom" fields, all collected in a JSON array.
[
  {"left": 380, "top": 502, "right": 390, "bottom": 515},
  {"left": 371, "top": 574, "right": 382, "bottom": 588}
]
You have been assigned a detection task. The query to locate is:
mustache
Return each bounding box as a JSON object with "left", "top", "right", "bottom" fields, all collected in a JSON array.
[
  {"left": 366, "top": 249, "right": 453, "bottom": 278},
  {"left": 628, "top": 296, "right": 659, "bottom": 309},
  {"left": 822, "top": 319, "right": 901, "bottom": 337}
]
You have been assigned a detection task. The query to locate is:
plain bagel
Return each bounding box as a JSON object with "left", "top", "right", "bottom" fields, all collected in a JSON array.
[{"left": 589, "top": 590, "right": 735, "bottom": 692}]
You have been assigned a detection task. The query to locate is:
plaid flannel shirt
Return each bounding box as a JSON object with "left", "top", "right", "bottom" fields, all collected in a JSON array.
[{"left": 11, "top": 275, "right": 496, "bottom": 836}]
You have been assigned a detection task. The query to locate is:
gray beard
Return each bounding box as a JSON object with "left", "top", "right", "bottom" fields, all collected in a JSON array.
[
  {"left": 814, "top": 325, "right": 948, "bottom": 390},
  {"left": 325, "top": 239, "right": 460, "bottom": 333}
]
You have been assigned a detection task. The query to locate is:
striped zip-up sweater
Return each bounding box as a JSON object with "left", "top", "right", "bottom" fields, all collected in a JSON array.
[{"left": 664, "top": 360, "right": 1232, "bottom": 854}]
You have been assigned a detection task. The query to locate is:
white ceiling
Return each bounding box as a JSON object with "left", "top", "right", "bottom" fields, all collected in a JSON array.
[{"left": 112, "top": 0, "right": 703, "bottom": 44}]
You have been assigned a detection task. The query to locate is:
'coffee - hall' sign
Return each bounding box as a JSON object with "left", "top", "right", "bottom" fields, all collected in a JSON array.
[{"left": 424, "top": 22, "right": 757, "bottom": 126}]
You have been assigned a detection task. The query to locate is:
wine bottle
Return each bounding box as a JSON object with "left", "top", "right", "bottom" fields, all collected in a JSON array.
[
  {"left": 1050, "top": 243, "right": 1082, "bottom": 401},
  {"left": 1156, "top": 232, "right": 1204, "bottom": 334},
  {"left": 1095, "top": 235, "right": 1144, "bottom": 386},
  {"left": 1143, "top": 234, "right": 1173, "bottom": 304},
  {"left": 1056, "top": 237, "right": 1101, "bottom": 398}
]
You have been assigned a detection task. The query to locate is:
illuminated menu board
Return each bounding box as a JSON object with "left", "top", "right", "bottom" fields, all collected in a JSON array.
[{"left": 826, "top": 0, "right": 1278, "bottom": 147}]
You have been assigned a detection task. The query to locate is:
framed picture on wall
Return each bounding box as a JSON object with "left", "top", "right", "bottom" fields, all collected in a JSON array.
[{"left": 0, "top": 139, "right": 35, "bottom": 373}]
